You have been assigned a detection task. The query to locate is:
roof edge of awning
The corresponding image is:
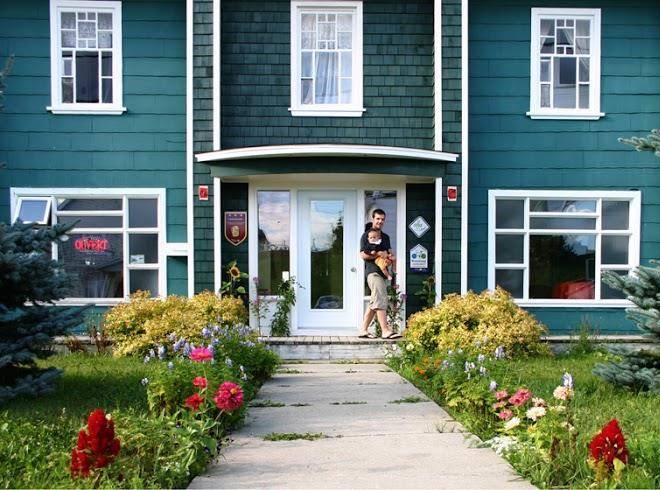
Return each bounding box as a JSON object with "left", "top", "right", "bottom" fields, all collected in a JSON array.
[{"left": 195, "top": 144, "right": 459, "bottom": 164}]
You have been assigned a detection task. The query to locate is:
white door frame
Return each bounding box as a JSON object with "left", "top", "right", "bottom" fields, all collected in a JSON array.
[{"left": 246, "top": 174, "right": 408, "bottom": 335}]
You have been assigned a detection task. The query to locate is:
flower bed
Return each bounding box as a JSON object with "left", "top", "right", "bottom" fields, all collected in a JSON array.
[
  {"left": 389, "top": 347, "right": 660, "bottom": 488},
  {"left": 0, "top": 318, "right": 279, "bottom": 488}
]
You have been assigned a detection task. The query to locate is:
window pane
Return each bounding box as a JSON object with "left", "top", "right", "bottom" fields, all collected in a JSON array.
[
  {"left": 576, "top": 20, "right": 590, "bottom": 36},
  {"left": 340, "top": 51, "right": 352, "bottom": 78},
  {"left": 18, "top": 200, "right": 49, "bottom": 223},
  {"left": 601, "top": 270, "right": 628, "bottom": 300},
  {"left": 301, "top": 79, "right": 313, "bottom": 104},
  {"left": 319, "top": 21, "right": 335, "bottom": 41},
  {"left": 58, "top": 215, "right": 123, "bottom": 228},
  {"left": 576, "top": 38, "right": 589, "bottom": 54},
  {"left": 129, "top": 234, "right": 159, "bottom": 264},
  {"left": 301, "top": 13, "right": 315, "bottom": 31},
  {"left": 540, "top": 59, "right": 550, "bottom": 82},
  {"left": 61, "top": 12, "right": 76, "bottom": 29},
  {"left": 101, "top": 52, "right": 112, "bottom": 76},
  {"left": 496, "top": 234, "right": 524, "bottom": 264},
  {"left": 58, "top": 198, "right": 122, "bottom": 211},
  {"left": 98, "top": 12, "right": 112, "bottom": 30},
  {"left": 530, "top": 200, "right": 596, "bottom": 212},
  {"left": 530, "top": 234, "right": 595, "bottom": 299},
  {"left": 98, "top": 31, "right": 112, "bottom": 48},
  {"left": 102, "top": 78, "right": 112, "bottom": 103},
  {"left": 315, "top": 52, "right": 338, "bottom": 104},
  {"left": 301, "top": 51, "right": 313, "bottom": 78},
  {"left": 540, "top": 19, "right": 554, "bottom": 36},
  {"left": 541, "top": 84, "right": 550, "bottom": 107},
  {"left": 602, "top": 201, "right": 629, "bottom": 230},
  {"left": 62, "top": 30, "right": 76, "bottom": 48},
  {"left": 340, "top": 78, "right": 352, "bottom": 104},
  {"left": 338, "top": 32, "right": 351, "bottom": 49},
  {"left": 578, "top": 84, "right": 589, "bottom": 109},
  {"left": 75, "top": 51, "right": 99, "bottom": 103},
  {"left": 496, "top": 269, "right": 523, "bottom": 298},
  {"left": 530, "top": 217, "right": 596, "bottom": 230},
  {"left": 602, "top": 235, "right": 629, "bottom": 265},
  {"left": 540, "top": 37, "right": 554, "bottom": 54},
  {"left": 557, "top": 27, "right": 574, "bottom": 46},
  {"left": 62, "top": 78, "right": 74, "bottom": 102},
  {"left": 310, "top": 200, "right": 343, "bottom": 309},
  {"left": 338, "top": 14, "right": 352, "bottom": 31},
  {"left": 60, "top": 233, "right": 123, "bottom": 298},
  {"left": 257, "top": 191, "right": 290, "bottom": 295},
  {"left": 130, "top": 270, "right": 158, "bottom": 297},
  {"left": 365, "top": 191, "right": 397, "bottom": 252},
  {"left": 553, "top": 57, "right": 576, "bottom": 108},
  {"left": 129, "top": 199, "right": 158, "bottom": 228},
  {"left": 495, "top": 199, "right": 524, "bottom": 229},
  {"left": 302, "top": 32, "right": 315, "bottom": 49},
  {"left": 579, "top": 58, "right": 589, "bottom": 82}
]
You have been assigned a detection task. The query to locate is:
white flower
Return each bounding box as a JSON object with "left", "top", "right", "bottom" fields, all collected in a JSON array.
[
  {"left": 526, "top": 406, "right": 546, "bottom": 422},
  {"left": 562, "top": 372, "right": 573, "bottom": 389},
  {"left": 140, "top": 377, "right": 149, "bottom": 386},
  {"left": 532, "top": 397, "right": 546, "bottom": 407},
  {"left": 477, "top": 354, "right": 486, "bottom": 363},
  {"left": 167, "top": 361, "right": 174, "bottom": 370},
  {"left": 479, "top": 366, "right": 488, "bottom": 377},
  {"left": 406, "top": 343, "right": 415, "bottom": 352},
  {"left": 489, "top": 380, "right": 498, "bottom": 391},
  {"left": 503, "top": 417, "right": 521, "bottom": 431},
  {"left": 484, "top": 436, "right": 519, "bottom": 456},
  {"left": 549, "top": 405, "right": 566, "bottom": 413},
  {"left": 494, "top": 346, "right": 506, "bottom": 360},
  {"left": 553, "top": 386, "right": 573, "bottom": 401}
]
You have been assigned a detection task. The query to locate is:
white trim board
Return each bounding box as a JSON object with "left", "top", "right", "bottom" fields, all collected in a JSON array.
[
  {"left": 434, "top": 0, "right": 442, "bottom": 151},
  {"left": 197, "top": 144, "right": 459, "bottom": 163},
  {"left": 186, "top": 0, "right": 195, "bottom": 296},
  {"left": 460, "top": 0, "right": 468, "bottom": 294}
]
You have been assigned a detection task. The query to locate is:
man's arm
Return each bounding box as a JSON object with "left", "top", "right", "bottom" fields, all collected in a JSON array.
[{"left": 361, "top": 251, "right": 375, "bottom": 260}]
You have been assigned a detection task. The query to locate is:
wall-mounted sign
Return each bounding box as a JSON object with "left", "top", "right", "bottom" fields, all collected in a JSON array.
[
  {"left": 447, "top": 186, "right": 458, "bottom": 202},
  {"left": 74, "top": 237, "right": 109, "bottom": 253},
  {"left": 409, "top": 244, "right": 428, "bottom": 272},
  {"left": 224, "top": 211, "right": 247, "bottom": 246},
  {"left": 409, "top": 216, "right": 430, "bottom": 238}
]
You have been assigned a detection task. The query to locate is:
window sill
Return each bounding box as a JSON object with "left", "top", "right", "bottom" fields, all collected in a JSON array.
[
  {"left": 289, "top": 107, "right": 366, "bottom": 118},
  {"left": 526, "top": 111, "right": 605, "bottom": 120},
  {"left": 47, "top": 105, "right": 127, "bottom": 115},
  {"left": 514, "top": 299, "right": 631, "bottom": 308}
]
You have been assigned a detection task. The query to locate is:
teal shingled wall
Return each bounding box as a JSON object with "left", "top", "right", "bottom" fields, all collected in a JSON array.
[
  {"left": 0, "top": 0, "right": 188, "bottom": 293},
  {"left": 468, "top": 0, "right": 660, "bottom": 333}
]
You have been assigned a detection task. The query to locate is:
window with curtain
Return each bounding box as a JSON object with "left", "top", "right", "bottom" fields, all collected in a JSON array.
[
  {"left": 49, "top": 0, "right": 124, "bottom": 114},
  {"left": 528, "top": 8, "right": 602, "bottom": 119},
  {"left": 290, "top": 1, "right": 364, "bottom": 117}
]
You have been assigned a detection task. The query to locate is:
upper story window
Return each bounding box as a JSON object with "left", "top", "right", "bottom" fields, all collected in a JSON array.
[
  {"left": 48, "top": 0, "right": 125, "bottom": 114},
  {"left": 528, "top": 8, "right": 603, "bottom": 120},
  {"left": 290, "top": 1, "right": 364, "bottom": 117},
  {"left": 489, "top": 190, "right": 641, "bottom": 306}
]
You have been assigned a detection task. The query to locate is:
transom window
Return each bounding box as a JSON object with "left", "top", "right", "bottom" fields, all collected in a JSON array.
[
  {"left": 489, "top": 190, "right": 641, "bottom": 305},
  {"left": 528, "top": 8, "right": 602, "bottom": 120},
  {"left": 49, "top": 0, "right": 124, "bottom": 114},
  {"left": 11, "top": 190, "right": 164, "bottom": 303},
  {"left": 290, "top": 1, "right": 364, "bottom": 117}
]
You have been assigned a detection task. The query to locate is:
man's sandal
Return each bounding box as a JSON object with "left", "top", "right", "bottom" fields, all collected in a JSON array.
[
  {"left": 382, "top": 332, "right": 403, "bottom": 339},
  {"left": 358, "top": 333, "right": 377, "bottom": 339}
]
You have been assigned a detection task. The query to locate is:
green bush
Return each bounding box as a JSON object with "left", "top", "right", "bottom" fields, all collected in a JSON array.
[
  {"left": 405, "top": 288, "right": 550, "bottom": 358},
  {"left": 104, "top": 291, "right": 247, "bottom": 357}
]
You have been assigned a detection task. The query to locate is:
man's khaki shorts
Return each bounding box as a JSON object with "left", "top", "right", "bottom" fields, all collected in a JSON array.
[{"left": 367, "top": 272, "right": 388, "bottom": 310}]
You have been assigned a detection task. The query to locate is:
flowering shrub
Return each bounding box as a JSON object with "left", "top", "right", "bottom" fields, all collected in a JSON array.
[
  {"left": 588, "top": 419, "right": 629, "bottom": 483},
  {"left": 404, "top": 288, "right": 549, "bottom": 358},
  {"left": 104, "top": 291, "right": 247, "bottom": 357},
  {"left": 70, "top": 409, "right": 120, "bottom": 478}
]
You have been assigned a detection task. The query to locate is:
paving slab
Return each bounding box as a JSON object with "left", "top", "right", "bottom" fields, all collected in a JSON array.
[{"left": 189, "top": 363, "right": 534, "bottom": 489}]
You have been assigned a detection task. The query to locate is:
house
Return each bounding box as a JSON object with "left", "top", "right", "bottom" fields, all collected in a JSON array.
[{"left": 1, "top": 0, "right": 657, "bottom": 335}]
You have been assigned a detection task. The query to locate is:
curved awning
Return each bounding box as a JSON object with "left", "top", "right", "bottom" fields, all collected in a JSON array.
[{"left": 196, "top": 144, "right": 458, "bottom": 163}]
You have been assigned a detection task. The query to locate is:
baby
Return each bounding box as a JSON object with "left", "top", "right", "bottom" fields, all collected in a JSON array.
[{"left": 364, "top": 228, "right": 394, "bottom": 281}]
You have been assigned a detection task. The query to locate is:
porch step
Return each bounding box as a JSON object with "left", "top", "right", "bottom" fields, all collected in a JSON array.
[{"left": 260, "top": 336, "right": 401, "bottom": 361}]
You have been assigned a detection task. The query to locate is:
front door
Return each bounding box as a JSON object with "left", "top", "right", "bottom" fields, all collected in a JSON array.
[{"left": 297, "top": 190, "right": 358, "bottom": 331}]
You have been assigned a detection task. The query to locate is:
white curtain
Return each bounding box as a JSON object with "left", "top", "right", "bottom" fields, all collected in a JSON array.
[{"left": 315, "top": 52, "right": 338, "bottom": 104}]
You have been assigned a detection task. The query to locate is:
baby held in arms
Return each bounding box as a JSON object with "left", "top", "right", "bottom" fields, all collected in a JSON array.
[{"left": 364, "top": 228, "right": 395, "bottom": 281}]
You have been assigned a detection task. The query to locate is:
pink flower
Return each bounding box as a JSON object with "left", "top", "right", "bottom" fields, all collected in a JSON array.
[
  {"left": 189, "top": 347, "right": 214, "bottom": 362},
  {"left": 495, "top": 390, "right": 509, "bottom": 401},
  {"left": 185, "top": 392, "right": 204, "bottom": 411},
  {"left": 497, "top": 409, "right": 513, "bottom": 420},
  {"left": 213, "top": 381, "right": 244, "bottom": 412},
  {"left": 193, "top": 376, "right": 208, "bottom": 389},
  {"left": 508, "top": 388, "right": 532, "bottom": 407}
]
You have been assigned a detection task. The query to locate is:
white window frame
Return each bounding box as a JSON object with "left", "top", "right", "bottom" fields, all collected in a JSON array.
[
  {"left": 488, "top": 189, "right": 641, "bottom": 307},
  {"left": 10, "top": 188, "right": 166, "bottom": 305},
  {"left": 527, "top": 8, "right": 604, "bottom": 120},
  {"left": 13, "top": 197, "right": 53, "bottom": 225},
  {"left": 290, "top": 0, "right": 364, "bottom": 117},
  {"left": 48, "top": 0, "right": 126, "bottom": 115}
]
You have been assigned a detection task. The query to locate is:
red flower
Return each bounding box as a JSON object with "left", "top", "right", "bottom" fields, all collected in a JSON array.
[
  {"left": 193, "top": 376, "right": 208, "bottom": 389},
  {"left": 70, "top": 409, "right": 120, "bottom": 478},
  {"left": 185, "top": 392, "right": 205, "bottom": 411},
  {"left": 213, "top": 381, "right": 244, "bottom": 412},
  {"left": 189, "top": 347, "right": 214, "bottom": 362},
  {"left": 589, "top": 419, "right": 629, "bottom": 470}
]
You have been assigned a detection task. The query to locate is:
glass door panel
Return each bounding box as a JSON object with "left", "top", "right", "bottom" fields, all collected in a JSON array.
[{"left": 310, "top": 200, "right": 344, "bottom": 309}]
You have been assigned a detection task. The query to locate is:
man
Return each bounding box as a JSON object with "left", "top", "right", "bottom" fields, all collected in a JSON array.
[{"left": 358, "top": 208, "right": 402, "bottom": 339}]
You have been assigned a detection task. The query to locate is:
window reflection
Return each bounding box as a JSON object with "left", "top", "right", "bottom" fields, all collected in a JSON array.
[
  {"left": 257, "top": 191, "right": 290, "bottom": 295},
  {"left": 364, "top": 191, "right": 397, "bottom": 295},
  {"left": 310, "top": 200, "right": 343, "bottom": 309}
]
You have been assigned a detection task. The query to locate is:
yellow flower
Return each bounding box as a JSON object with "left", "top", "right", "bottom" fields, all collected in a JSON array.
[{"left": 229, "top": 266, "right": 241, "bottom": 279}]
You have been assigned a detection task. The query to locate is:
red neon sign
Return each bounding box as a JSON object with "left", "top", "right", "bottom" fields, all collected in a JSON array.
[{"left": 74, "top": 237, "right": 109, "bottom": 253}]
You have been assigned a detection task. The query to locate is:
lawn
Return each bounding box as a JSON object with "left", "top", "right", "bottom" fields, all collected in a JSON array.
[{"left": 394, "top": 351, "right": 660, "bottom": 489}]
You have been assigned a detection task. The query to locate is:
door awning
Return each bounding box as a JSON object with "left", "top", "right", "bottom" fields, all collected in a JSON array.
[{"left": 195, "top": 144, "right": 459, "bottom": 178}]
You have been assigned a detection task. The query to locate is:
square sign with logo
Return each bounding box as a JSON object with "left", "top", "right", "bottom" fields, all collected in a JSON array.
[
  {"left": 409, "top": 244, "right": 429, "bottom": 272},
  {"left": 409, "top": 216, "right": 430, "bottom": 238}
]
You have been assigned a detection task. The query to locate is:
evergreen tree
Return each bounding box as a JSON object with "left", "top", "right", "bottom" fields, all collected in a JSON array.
[
  {"left": 618, "top": 129, "right": 660, "bottom": 157},
  {"left": 0, "top": 221, "right": 87, "bottom": 403}
]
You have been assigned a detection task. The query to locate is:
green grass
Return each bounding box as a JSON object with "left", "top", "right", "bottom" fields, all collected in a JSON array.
[
  {"left": 249, "top": 400, "right": 286, "bottom": 408},
  {"left": 396, "top": 352, "right": 660, "bottom": 488},
  {"left": 387, "top": 395, "right": 429, "bottom": 404},
  {"left": 329, "top": 401, "right": 367, "bottom": 405},
  {"left": 262, "top": 432, "right": 325, "bottom": 441}
]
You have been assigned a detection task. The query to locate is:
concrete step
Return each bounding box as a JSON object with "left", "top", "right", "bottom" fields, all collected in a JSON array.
[{"left": 260, "top": 336, "right": 401, "bottom": 361}]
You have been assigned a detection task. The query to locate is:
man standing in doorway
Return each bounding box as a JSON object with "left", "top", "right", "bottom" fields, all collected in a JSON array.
[{"left": 358, "top": 209, "right": 402, "bottom": 339}]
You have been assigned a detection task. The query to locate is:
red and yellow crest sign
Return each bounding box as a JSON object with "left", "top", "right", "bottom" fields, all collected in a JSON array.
[{"left": 224, "top": 211, "right": 247, "bottom": 246}]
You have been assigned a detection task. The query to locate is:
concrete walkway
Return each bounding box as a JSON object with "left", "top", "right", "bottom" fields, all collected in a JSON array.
[{"left": 189, "top": 363, "right": 534, "bottom": 489}]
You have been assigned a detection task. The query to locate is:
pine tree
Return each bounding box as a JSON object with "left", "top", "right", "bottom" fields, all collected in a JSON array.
[
  {"left": 593, "top": 262, "right": 660, "bottom": 392},
  {"left": 0, "top": 221, "right": 87, "bottom": 404},
  {"left": 618, "top": 129, "right": 660, "bottom": 157}
]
